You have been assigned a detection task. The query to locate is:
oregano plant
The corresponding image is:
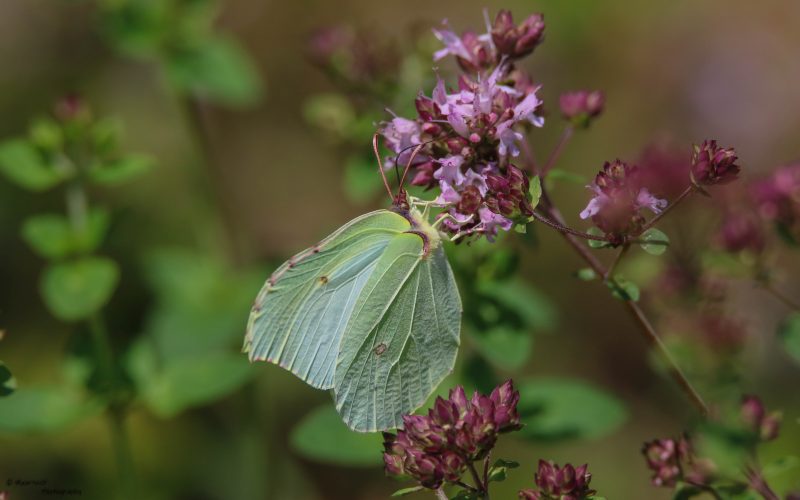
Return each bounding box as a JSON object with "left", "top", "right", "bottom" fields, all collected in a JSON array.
[{"left": 1, "top": 4, "right": 798, "bottom": 500}]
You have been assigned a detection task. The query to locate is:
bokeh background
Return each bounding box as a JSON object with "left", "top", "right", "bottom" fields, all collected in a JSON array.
[{"left": 1, "top": 1, "right": 799, "bottom": 499}]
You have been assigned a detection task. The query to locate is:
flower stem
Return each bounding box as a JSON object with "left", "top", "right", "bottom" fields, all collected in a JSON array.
[
  {"left": 637, "top": 185, "right": 694, "bottom": 235},
  {"left": 65, "top": 178, "right": 137, "bottom": 499},
  {"left": 604, "top": 244, "right": 629, "bottom": 281},
  {"left": 761, "top": 282, "right": 800, "bottom": 311},
  {"left": 745, "top": 467, "right": 780, "bottom": 500},
  {"left": 541, "top": 125, "right": 573, "bottom": 176},
  {"left": 467, "top": 460, "right": 488, "bottom": 498},
  {"left": 530, "top": 211, "right": 609, "bottom": 242},
  {"left": 538, "top": 192, "right": 708, "bottom": 416}
]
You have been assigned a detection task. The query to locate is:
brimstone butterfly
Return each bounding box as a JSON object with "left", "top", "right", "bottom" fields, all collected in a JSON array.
[{"left": 244, "top": 144, "right": 462, "bottom": 432}]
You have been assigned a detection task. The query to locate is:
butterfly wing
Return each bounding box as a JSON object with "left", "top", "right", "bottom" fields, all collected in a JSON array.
[
  {"left": 333, "top": 233, "right": 462, "bottom": 432},
  {"left": 245, "top": 210, "right": 411, "bottom": 389}
]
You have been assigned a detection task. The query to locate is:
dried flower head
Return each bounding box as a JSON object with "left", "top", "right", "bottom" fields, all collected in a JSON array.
[
  {"left": 691, "top": 140, "right": 740, "bottom": 187},
  {"left": 641, "top": 436, "right": 692, "bottom": 487}
]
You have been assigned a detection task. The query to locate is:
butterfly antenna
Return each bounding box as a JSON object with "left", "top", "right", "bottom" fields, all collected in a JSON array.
[
  {"left": 372, "top": 133, "right": 395, "bottom": 202},
  {"left": 398, "top": 143, "right": 425, "bottom": 197}
]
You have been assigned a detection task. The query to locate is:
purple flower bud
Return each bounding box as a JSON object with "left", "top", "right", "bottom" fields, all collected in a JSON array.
[
  {"left": 490, "top": 379, "right": 522, "bottom": 432},
  {"left": 642, "top": 437, "right": 692, "bottom": 487},
  {"left": 440, "top": 451, "right": 465, "bottom": 482},
  {"left": 740, "top": 395, "right": 782, "bottom": 441},
  {"left": 383, "top": 432, "right": 408, "bottom": 477},
  {"left": 531, "top": 460, "right": 596, "bottom": 499},
  {"left": 714, "top": 212, "right": 765, "bottom": 254},
  {"left": 404, "top": 449, "right": 445, "bottom": 489},
  {"left": 751, "top": 164, "right": 800, "bottom": 242},
  {"left": 691, "top": 140, "right": 741, "bottom": 187},
  {"left": 492, "top": 10, "right": 546, "bottom": 59},
  {"left": 54, "top": 94, "right": 88, "bottom": 123},
  {"left": 559, "top": 90, "right": 605, "bottom": 127},
  {"left": 518, "top": 489, "right": 541, "bottom": 500}
]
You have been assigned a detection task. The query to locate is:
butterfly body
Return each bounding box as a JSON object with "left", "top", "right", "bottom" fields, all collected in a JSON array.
[{"left": 245, "top": 207, "right": 461, "bottom": 431}]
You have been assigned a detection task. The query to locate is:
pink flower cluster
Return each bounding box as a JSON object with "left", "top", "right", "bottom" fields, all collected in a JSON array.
[
  {"left": 381, "top": 11, "right": 546, "bottom": 241},
  {"left": 580, "top": 159, "right": 667, "bottom": 241}
]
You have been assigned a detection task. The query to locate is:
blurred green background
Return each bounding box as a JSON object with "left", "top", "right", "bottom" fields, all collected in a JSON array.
[{"left": 1, "top": 1, "right": 799, "bottom": 499}]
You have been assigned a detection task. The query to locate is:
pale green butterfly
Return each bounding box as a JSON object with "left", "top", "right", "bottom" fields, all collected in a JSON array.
[{"left": 244, "top": 139, "right": 462, "bottom": 432}]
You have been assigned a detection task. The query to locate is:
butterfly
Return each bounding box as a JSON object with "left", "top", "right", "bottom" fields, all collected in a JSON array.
[{"left": 244, "top": 138, "right": 462, "bottom": 432}]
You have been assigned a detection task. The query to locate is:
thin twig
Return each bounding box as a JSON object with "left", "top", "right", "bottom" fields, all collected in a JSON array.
[
  {"left": 467, "top": 460, "right": 487, "bottom": 497},
  {"left": 637, "top": 185, "right": 694, "bottom": 235},
  {"left": 605, "top": 244, "right": 630, "bottom": 281},
  {"left": 435, "top": 487, "right": 449, "bottom": 500},
  {"left": 745, "top": 467, "right": 780, "bottom": 500},
  {"left": 530, "top": 211, "right": 609, "bottom": 242},
  {"left": 541, "top": 125, "right": 573, "bottom": 176},
  {"left": 761, "top": 283, "right": 800, "bottom": 311},
  {"left": 539, "top": 192, "right": 708, "bottom": 415}
]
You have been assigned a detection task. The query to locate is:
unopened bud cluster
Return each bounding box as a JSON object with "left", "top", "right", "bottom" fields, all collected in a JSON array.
[{"left": 383, "top": 380, "right": 522, "bottom": 489}]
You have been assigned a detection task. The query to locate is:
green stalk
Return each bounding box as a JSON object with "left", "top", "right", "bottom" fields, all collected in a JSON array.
[{"left": 65, "top": 178, "right": 137, "bottom": 499}]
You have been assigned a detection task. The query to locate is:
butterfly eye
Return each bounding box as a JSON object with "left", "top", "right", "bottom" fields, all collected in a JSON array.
[{"left": 374, "top": 343, "right": 387, "bottom": 356}]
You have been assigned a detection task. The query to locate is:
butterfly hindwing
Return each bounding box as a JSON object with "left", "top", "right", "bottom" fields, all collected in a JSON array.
[
  {"left": 333, "top": 233, "right": 462, "bottom": 432},
  {"left": 245, "top": 210, "right": 410, "bottom": 389}
]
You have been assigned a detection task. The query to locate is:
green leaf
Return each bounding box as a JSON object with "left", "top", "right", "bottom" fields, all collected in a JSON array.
[
  {"left": 476, "top": 279, "right": 556, "bottom": 331},
  {"left": 166, "top": 36, "right": 263, "bottom": 106},
  {"left": 488, "top": 458, "right": 520, "bottom": 483},
  {"left": 342, "top": 155, "right": 384, "bottom": 205},
  {"left": 778, "top": 312, "right": 800, "bottom": 365},
  {"left": 126, "top": 338, "right": 254, "bottom": 417},
  {"left": 586, "top": 227, "right": 608, "bottom": 249},
  {"left": 517, "top": 377, "right": 627, "bottom": 441},
  {"left": 0, "top": 386, "right": 103, "bottom": 433},
  {"left": 529, "top": 175, "right": 542, "bottom": 210},
  {"left": 607, "top": 277, "right": 640, "bottom": 302},
  {"left": 671, "top": 482, "right": 703, "bottom": 500},
  {"left": 40, "top": 257, "right": 120, "bottom": 321},
  {"left": 29, "top": 118, "right": 63, "bottom": 151},
  {"left": 761, "top": 455, "right": 799, "bottom": 480},
  {"left": 21, "top": 214, "right": 73, "bottom": 259},
  {"left": 639, "top": 228, "right": 670, "bottom": 256},
  {"left": 21, "top": 209, "right": 110, "bottom": 259},
  {"left": 575, "top": 268, "right": 597, "bottom": 281},
  {"left": 290, "top": 405, "right": 383, "bottom": 466},
  {"left": 0, "top": 139, "right": 65, "bottom": 191},
  {"left": 391, "top": 486, "right": 424, "bottom": 497},
  {"left": 468, "top": 326, "right": 532, "bottom": 370},
  {"left": 88, "top": 154, "right": 153, "bottom": 185},
  {"left": 450, "top": 490, "right": 481, "bottom": 500},
  {"left": 0, "top": 362, "right": 16, "bottom": 397}
]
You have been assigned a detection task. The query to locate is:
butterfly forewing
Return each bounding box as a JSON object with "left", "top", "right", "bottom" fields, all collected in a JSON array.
[
  {"left": 245, "top": 210, "right": 410, "bottom": 389},
  {"left": 334, "top": 233, "right": 462, "bottom": 432}
]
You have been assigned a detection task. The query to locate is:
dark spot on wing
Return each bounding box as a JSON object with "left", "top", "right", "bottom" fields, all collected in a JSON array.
[
  {"left": 374, "top": 343, "right": 387, "bottom": 356},
  {"left": 319, "top": 275, "right": 329, "bottom": 284}
]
